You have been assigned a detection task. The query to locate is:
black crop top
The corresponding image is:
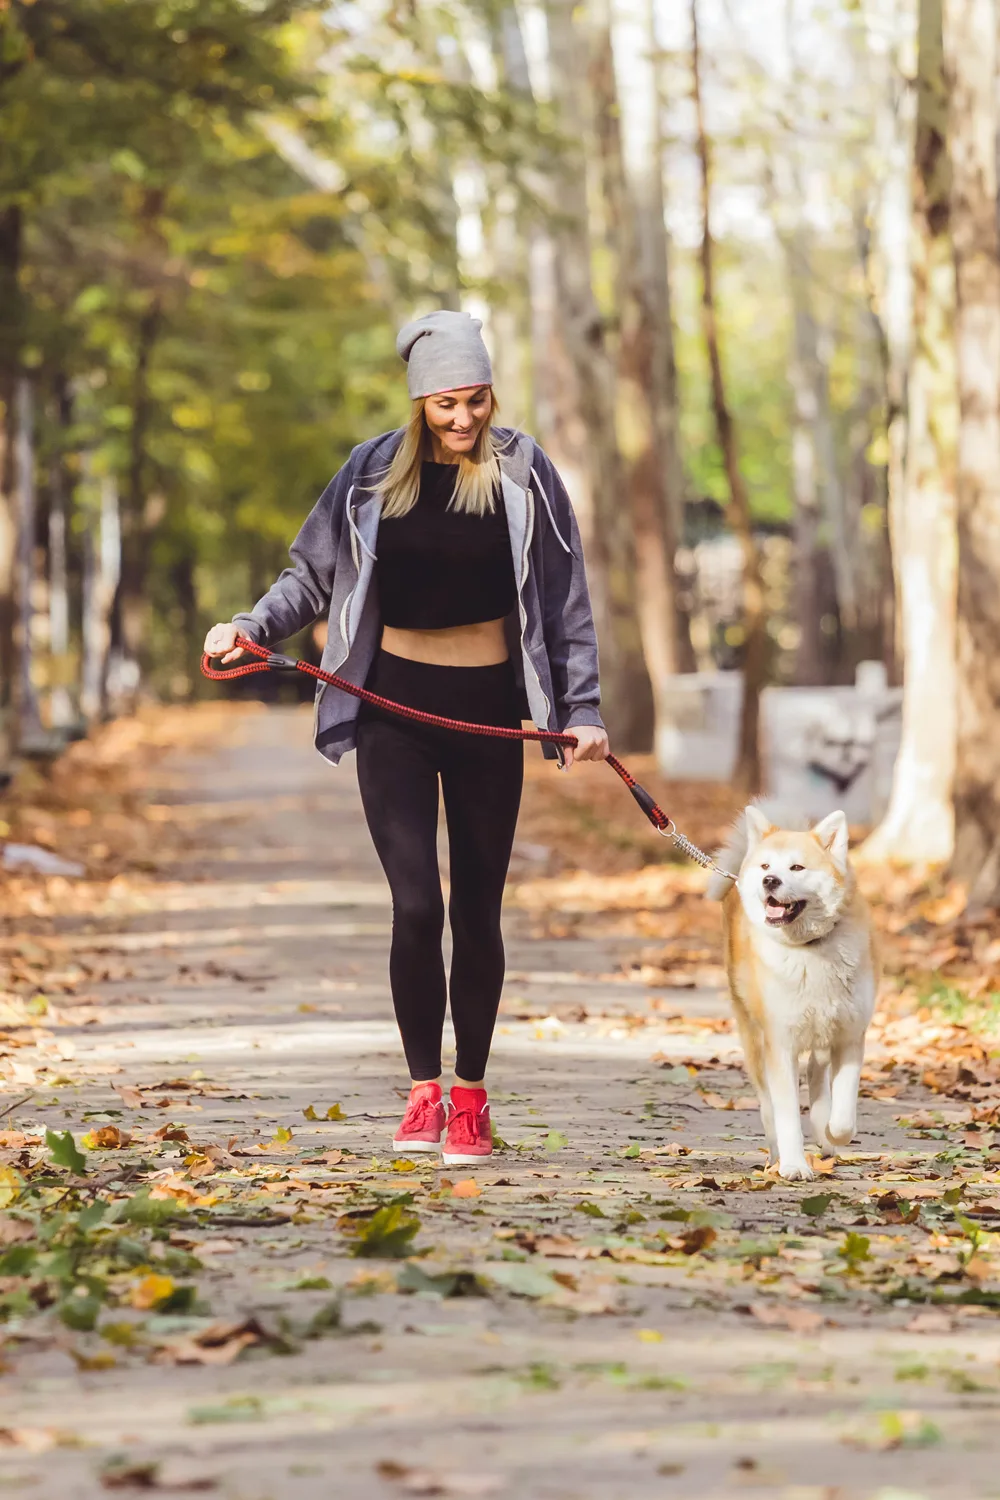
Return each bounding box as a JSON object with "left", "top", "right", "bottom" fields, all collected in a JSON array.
[{"left": 376, "top": 462, "right": 517, "bottom": 630}]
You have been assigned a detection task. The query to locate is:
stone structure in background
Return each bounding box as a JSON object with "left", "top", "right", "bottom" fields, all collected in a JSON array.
[{"left": 657, "top": 662, "right": 903, "bottom": 825}]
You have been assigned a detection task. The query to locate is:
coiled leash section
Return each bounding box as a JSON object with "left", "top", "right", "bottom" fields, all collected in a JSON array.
[{"left": 202, "top": 635, "right": 736, "bottom": 881}]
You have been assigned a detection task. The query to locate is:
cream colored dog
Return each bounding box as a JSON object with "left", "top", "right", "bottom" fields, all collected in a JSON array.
[{"left": 708, "top": 807, "right": 880, "bottom": 1181}]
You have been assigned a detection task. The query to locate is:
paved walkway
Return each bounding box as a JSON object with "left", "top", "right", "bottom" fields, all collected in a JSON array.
[{"left": 3, "top": 706, "right": 1000, "bottom": 1500}]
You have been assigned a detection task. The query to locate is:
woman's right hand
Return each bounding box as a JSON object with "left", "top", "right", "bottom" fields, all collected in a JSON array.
[{"left": 203, "top": 623, "right": 243, "bottom": 664}]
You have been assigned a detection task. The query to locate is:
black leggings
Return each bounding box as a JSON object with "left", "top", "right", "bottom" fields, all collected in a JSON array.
[{"left": 356, "top": 651, "right": 524, "bottom": 1081}]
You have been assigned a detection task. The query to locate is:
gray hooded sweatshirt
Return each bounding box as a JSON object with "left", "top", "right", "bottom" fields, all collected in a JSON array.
[{"left": 232, "top": 426, "right": 605, "bottom": 766}]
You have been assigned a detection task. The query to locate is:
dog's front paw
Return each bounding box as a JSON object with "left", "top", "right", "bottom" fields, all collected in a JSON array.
[{"left": 777, "top": 1157, "right": 814, "bottom": 1181}]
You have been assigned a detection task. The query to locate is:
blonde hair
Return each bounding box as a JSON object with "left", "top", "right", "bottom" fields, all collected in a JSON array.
[{"left": 379, "top": 394, "right": 502, "bottom": 519}]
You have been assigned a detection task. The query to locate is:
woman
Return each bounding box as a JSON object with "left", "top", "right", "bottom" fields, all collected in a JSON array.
[{"left": 204, "top": 310, "right": 609, "bottom": 1165}]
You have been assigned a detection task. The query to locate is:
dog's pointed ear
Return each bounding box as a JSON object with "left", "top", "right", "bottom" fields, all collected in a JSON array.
[
  {"left": 744, "top": 805, "right": 773, "bottom": 852},
  {"left": 813, "top": 809, "right": 849, "bottom": 871}
]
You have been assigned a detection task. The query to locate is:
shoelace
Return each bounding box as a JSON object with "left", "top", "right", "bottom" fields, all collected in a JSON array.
[
  {"left": 446, "top": 1105, "right": 485, "bottom": 1144},
  {"left": 401, "top": 1095, "right": 441, "bottom": 1131}
]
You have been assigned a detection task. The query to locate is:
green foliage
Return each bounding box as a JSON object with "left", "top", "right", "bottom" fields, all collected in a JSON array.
[
  {"left": 800, "top": 1193, "right": 834, "bottom": 1218},
  {"left": 2, "top": 0, "right": 544, "bottom": 697},
  {"left": 838, "top": 1231, "right": 872, "bottom": 1271},
  {"left": 344, "top": 1203, "right": 421, "bottom": 1259},
  {"left": 45, "top": 1127, "right": 87, "bottom": 1175}
]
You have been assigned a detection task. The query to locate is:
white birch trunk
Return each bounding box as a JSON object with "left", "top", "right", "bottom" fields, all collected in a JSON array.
[
  {"left": 862, "top": 0, "right": 957, "bottom": 865},
  {"left": 81, "top": 472, "right": 121, "bottom": 725}
]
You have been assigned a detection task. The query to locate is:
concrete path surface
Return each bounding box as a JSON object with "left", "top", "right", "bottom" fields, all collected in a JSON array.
[{"left": 2, "top": 705, "right": 999, "bottom": 1500}]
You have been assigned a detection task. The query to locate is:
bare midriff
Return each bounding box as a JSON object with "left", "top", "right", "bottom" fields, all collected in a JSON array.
[{"left": 381, "top": 618, "right": 509, "bottom": 667}]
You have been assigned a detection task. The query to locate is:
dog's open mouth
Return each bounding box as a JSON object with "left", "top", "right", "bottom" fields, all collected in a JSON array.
[{"left": 764, "top": 895, "right": 806, "bottom": 926}]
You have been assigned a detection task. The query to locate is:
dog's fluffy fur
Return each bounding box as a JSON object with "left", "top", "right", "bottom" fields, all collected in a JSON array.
[{"left": 708, "top": 806, "right": 880, "bottom": 1180}]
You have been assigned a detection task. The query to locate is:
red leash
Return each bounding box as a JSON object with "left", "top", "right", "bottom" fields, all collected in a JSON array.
[{"left": 201, "top": 634, "right": 674, "bottom": 834}]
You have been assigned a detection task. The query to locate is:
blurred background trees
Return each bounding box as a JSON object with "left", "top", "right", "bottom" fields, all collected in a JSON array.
[{"left": 2, "top": 0, "right": 1000, "bottom": 886}]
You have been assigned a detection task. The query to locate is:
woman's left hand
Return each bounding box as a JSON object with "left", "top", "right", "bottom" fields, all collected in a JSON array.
[{"left": 563, "top": 725, "right": 610, "bottom": 770}]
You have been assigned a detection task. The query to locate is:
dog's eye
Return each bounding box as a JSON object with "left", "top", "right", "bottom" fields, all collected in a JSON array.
[
  {"left": 760, "top": 862, "right": 769, "bottom": 871},
  {"left": 789, "top": 864, "right": 804, "bottom": 872}
]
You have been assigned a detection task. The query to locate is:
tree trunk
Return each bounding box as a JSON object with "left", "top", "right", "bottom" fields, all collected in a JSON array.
[
  {"left": 862, "top": 0, "right": 957, "bottom": 865},
  {"left": 81, "top": 471, "right": 121, "bottom": 725},
  {"left": 113, "top": 288, "right": 162, "bottom": 701},
  {"left": 613, "top": 0, "right": 695, "bottom": 673},
  {"left": 544, "top": 0, "right": 654, "bottom": 750},
  {"left": 13, "top": 377, "right": 42, "bottom": 743},
  {"left": 48, "top": 377, "right": 74, "bottom": 732},
  {"left": 691, "top": 0, "right": 765, "bottom": 793},
  {"left": 787, "top": 343, "right": 825, "bottom": 687},
  {"left": 590, "top": 0, "right": 685, "bottom": 749},
  {"left": 0, "top": 205, "right": 22, "bottom": 772},
  {"left": 946, "top": 0, "right": 1000, "bottom": 903}
]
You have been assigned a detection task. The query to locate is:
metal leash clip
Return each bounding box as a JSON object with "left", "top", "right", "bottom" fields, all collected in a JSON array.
[{"left": 657, "top": 820, "right": 738, "bottom": 884}]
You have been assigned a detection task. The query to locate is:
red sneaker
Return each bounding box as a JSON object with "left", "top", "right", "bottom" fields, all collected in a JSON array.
[
  {"left": 392, "top": 1083, "right": 445, "bottom": 1154},
  {"left": 443, "top": 1087, "right": 492, "bottom": 1165}
]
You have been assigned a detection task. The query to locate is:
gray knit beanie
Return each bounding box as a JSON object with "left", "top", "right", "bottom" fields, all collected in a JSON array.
[{"left": 396, "top": 310, "right": 493, "bottom": 399}]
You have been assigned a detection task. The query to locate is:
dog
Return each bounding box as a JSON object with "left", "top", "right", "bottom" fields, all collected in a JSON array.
[{"left": 708, "top": 806, "right": 880, "bottom": 1181}]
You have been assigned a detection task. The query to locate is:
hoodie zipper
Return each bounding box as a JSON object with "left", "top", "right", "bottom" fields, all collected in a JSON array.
[
  {"left": 519, "top": 488, "right": 553, "bottom": 731},
  {"left": 338, "top": 486, "right": 359, "bottom": 653}
]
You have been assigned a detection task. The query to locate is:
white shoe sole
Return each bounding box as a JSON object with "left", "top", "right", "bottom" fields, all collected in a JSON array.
[
  {"left": 391, "top": 1137, "right": 442, "bottom": 1153},
  {"left": 441, "top": 1152, "right": 492, "bottom": 1166}
]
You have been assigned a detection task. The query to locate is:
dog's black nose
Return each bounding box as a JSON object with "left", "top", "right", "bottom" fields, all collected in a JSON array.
[{"left": 762, "top": 873, "right": 780, "bottom": 891}]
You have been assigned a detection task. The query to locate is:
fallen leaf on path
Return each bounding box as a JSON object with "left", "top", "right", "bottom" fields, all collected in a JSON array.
[
  {"left": 113, "top": 1085, "right": 144, "bottom": 1109},
  {"left": 749, "top": 1304, "right": 825, "bottom": 1332},
  {"left": 668, "top": 1225, "right": 717, "bottom": 1255},
  {"left": 376, "top": 1461, "right": 502, "bottom": 1496},
  {"left": 806, "top": 1155, "right": 838, "bottom": 1175},
  {"left": 81, "top": 1126, "right": 130, "bottom": 1150},
  {"left": 919, "top": 885, "right": 967, "bottom": 925},
  {"left": 0, "top": 1428, "right": 59, "bottom": 1454},
  {"left": 152, "top": 1125, "right": 189, "bottom": 1143},
  {"left": 303, "top": 1104, "right": 345, "bottom": 1121},
  {"left": 101, "top": 1457, "right": 218, "bottom": 1491},
  {"left": 450, "top": 1179, "right": 480, "bottom": 1198},
  {"left": 0, "top": 1216, "right": 35, "bottom": 1247},
  {"left": 148, "top": 1173, "right": 216, "bottom": 1207},
  {"left": 182, "top": 1153, "right": 217, "bottom": 1178},
  {"left": 153, "top": 1318, "right": 267, "bottom": 1366},
  {"left": 905, "top": 1310, "right": 953, "bottom": 1333},
  {"left": 45, "top": 1127, "right": 86, "bottom": 1174},
  {"left": 0, "top": 1131, "right": 39, "bottom": 1149},
  {"left": 130, "top": 1274, "right": 177, "bottom": 1310}
]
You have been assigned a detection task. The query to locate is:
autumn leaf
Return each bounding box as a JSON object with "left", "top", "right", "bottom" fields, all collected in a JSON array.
[
  {"left": 749, "top": 1304, "right": 825, "bottom": 1333},
  {"left": 698, "top": 1091, "right": 734, "bottom": 1111},
  {"left": 131, "top": 1274, "right": 177, "bottom": 1310},
  {"left": 543, "top": 1131, "right": 568, "bottom": 1153},
  {"left": 668, "top": 1225, "right": 717, "bottom": 1255},
  {"left": 45, "top": 1128, "right": 86, "bottom": 1175},
  {"left": 81, "top": 1126, "right": 130, "bottom": 1150},
  {"left": 343, "top": 1204, "right": 421, "bottom": 1259},
  {"left": 303, "top": 1104, "right": 344, "bottom": 1121},
  {"left": 183, "top": 1153, "right": 217, "bottom": 1178},
  {"left": 451, "top": 1179, "right": 481, "bottom": 1198},
  {"left": 153, "top": 1318, "right": 266, "bottom": 1366},
  {"left": 801, "top": 1193, "right": 834, "bottom": 1218}
]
